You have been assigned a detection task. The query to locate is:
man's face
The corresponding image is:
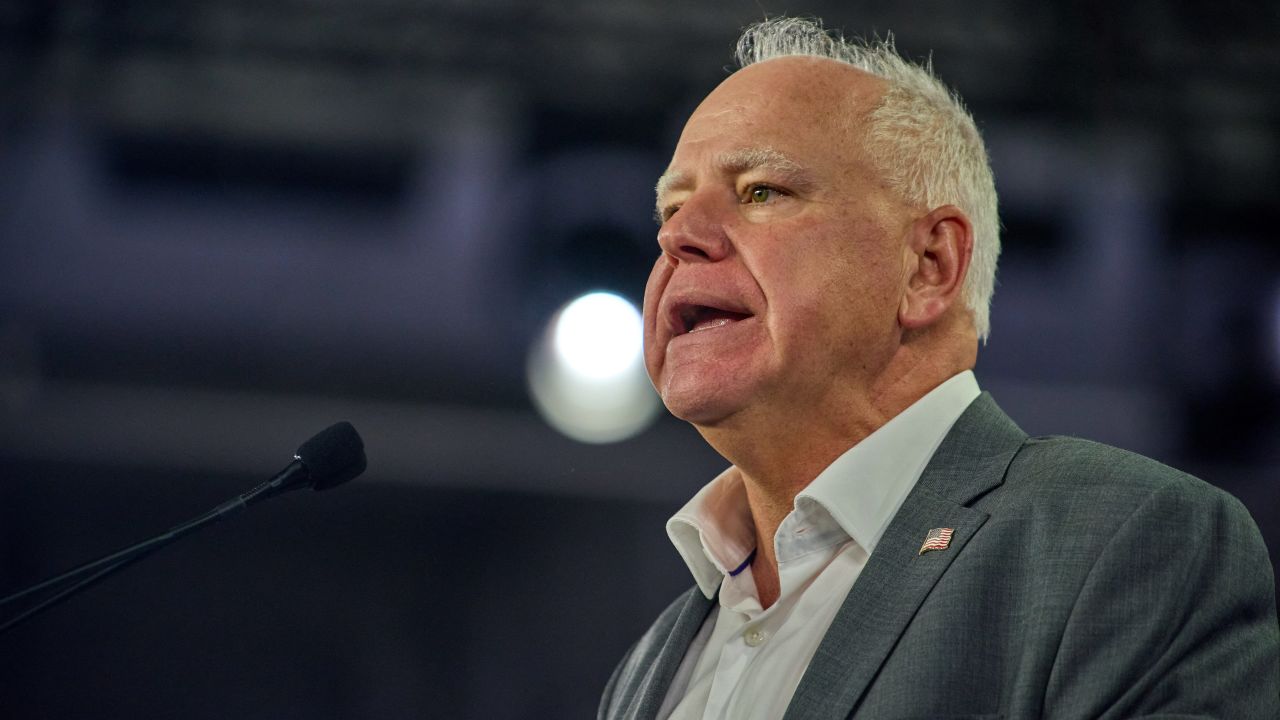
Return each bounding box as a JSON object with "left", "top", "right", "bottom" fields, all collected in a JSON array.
[{"left": 643, "top": 57, "right": 915, "bottom": 428}]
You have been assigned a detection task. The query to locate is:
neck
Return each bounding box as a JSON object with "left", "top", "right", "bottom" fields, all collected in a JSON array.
[{"left": 695, "top": 330, "right": 976, "bottom": 608}]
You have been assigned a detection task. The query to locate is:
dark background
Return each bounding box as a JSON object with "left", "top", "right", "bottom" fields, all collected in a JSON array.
[{"left": 1, "top": 1, "right": 1277, "bottom": 718}]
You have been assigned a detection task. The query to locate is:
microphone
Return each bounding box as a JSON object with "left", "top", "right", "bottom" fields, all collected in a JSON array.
[
  {"left": 296, "top": 420, "right": 367, "bottom": 490},
  {"left": 0, "top": 422, "right": 367, "bottom": 636},
  {"left": 222, "top": 421, "right": 367, "bottom": 511}
]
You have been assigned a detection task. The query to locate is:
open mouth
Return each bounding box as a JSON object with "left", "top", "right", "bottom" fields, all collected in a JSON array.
[{"left": 678, "top": 305, "right": 753, "bottom": 335}]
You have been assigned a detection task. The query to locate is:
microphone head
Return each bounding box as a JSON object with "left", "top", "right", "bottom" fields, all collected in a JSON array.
[{"left": 295, "top": 421, "right": 367, "bottom": 491}]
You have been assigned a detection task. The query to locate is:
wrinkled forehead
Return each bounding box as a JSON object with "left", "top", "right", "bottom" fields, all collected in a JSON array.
[
  {"left": 691, "top": 56, "right": 884, "bottom": 133},
  {"left": 658, "top": 57, "right": 887, "bottom": 194}
]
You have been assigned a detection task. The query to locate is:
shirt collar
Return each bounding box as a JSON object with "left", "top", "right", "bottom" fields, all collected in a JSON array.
[
  {"left": 667, "top": 465, "right": 755, "bottom": 599},
  {"left": 667, "top": 370, "right": 981, "bottom": 599}
]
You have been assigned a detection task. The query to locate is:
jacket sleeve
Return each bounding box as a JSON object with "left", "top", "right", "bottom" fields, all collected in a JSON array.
[{"left": 1044, "top": 479, "right": 1280, "bottom": 719}]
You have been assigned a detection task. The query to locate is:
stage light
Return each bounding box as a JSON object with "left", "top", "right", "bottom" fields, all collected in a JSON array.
[
  {"left": 553, "top": 292, "right": 643, "bottom": 380},
  {"left": 528, "top": 292, "right": 660, "bottom": 443}
]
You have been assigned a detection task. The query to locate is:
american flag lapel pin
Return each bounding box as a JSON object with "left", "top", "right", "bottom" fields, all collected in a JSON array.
[{"left": 918, "top": 527, "right": 954, "bottom": 555}]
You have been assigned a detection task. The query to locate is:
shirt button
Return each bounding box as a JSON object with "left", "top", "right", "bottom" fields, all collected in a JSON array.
[{"left": 744, "top": 628, "right": 768, "bottom": 647}]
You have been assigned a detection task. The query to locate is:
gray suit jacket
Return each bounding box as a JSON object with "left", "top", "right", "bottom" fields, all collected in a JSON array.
[{"left": 599, "top": 393, "right": 1280, "bottom": 719}]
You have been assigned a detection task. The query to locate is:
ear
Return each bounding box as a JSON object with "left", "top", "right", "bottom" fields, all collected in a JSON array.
[{"left": 898, "top": 205, "right": 974, "bottom": 331}]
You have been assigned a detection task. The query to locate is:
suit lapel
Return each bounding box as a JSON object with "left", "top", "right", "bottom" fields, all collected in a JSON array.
[
  {"left": 625, "top": 587, "right": 716, "bottom": 720},
  {"left": 782, "top": 394, "right": 1026, "bottom": 720}
]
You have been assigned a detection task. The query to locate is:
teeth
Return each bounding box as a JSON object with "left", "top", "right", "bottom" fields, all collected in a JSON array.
[
  {"left": 678, "top": 304, "right": 749, "bottom": 334},
  {"left": 689, "top": 317, "right": 733, "bottom": 333}
]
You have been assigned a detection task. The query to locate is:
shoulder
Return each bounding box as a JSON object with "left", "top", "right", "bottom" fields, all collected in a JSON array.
[
  {"left": 993, "top": 439, "right": 1280, "bottom": 716},
  {"left": 996, "top": 434, "right": 1248, "bottom": 525},
  {"left": 973, "top": 434, "right": 1271, "bottom": 587},
  {"left": 1011, "top": 434, "right": 1195, "bottom": 489}
]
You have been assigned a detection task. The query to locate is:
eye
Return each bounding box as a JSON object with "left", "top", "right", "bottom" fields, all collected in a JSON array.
[
  {"left": 745, "top": 185, "right": 781, "bottom": 204},
  {"left": 655, "top": 204, "right": 680, "bottom": 224}
]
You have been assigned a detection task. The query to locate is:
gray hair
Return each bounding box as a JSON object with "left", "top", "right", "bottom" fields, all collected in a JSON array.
[{"left": 735, "top": 17, "right": 1000, "bottom": 342}]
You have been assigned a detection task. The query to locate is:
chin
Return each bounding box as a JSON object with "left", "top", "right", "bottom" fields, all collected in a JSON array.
[
  {"left": 658, "top": 384, "right": 746, "bottom": 427},
  {"left": 663, "top": 402, "right": 727, "bottom": 427},
  {"left": 652, "top": 354, "right": 773, "bottom": 426}
]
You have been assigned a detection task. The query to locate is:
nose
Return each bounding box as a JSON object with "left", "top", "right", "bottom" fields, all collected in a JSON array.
[{"left": 656, "top": 192, "right": 732, "bottom": 263}]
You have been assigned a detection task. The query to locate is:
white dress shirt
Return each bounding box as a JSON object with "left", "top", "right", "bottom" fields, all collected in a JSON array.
[{"left": 659, "top": 371, "right": 981, "bottom": 720}]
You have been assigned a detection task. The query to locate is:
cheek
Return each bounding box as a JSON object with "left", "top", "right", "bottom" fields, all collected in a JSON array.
[
  {"left": 819, "top": 222, "right": 905, "bottom": 311},
  {"left": 768, "top": 246, "right": 901, "bottom": 345},
  {"left": 641, "top": 255, "right": 674, "bottom": 373},
  {"left": 641, "top": 256, "right": 668, "bottom": 318}
]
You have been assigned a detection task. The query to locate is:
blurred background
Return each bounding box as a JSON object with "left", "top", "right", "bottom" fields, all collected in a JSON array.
[{"left": 1, "top": 1, "right": 1277, "bottom": 717}]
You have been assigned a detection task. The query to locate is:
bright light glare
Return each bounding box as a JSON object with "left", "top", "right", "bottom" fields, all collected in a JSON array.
[
  {"left": 528, "top": 292, "right": 660, "bottom": 444},
  {"left": 553, "top": 292, "right": 643, "bottom": 380}
]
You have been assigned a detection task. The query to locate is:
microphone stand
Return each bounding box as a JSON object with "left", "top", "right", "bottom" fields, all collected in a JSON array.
[{"left": 0, "top": 462, "right": 305, "bottom": 637}]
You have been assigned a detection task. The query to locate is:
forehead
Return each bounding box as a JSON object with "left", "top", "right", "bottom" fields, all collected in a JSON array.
[{"left": 668, "top": 57, "right": 886, "bottom": 171}]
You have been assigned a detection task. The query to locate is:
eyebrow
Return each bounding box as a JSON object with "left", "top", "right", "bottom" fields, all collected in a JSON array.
[{"left": 654, "top": 147, "right": 814, "bottom": 206}]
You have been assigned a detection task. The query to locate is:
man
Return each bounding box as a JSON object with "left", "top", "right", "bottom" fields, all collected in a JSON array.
[{"left": 599, "top": 17, "right": 1279, "bottom": 720}]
